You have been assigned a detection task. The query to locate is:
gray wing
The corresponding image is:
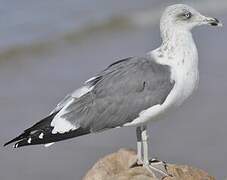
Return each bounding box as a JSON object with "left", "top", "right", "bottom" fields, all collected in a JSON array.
[
  {"left": 4, "top": 56, "right": 175, "bottom": 148},
  {"left": 52, "top": 56, "right": 174, "bottom": 132}
]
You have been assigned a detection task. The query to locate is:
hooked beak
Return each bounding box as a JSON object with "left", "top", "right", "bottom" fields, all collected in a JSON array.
[{"left": 203, "top": 16, "right": 223, "bottom": 27}]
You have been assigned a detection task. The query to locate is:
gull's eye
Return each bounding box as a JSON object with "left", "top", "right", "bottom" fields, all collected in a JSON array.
[
  {"left": 184, "top": 12, "right": 192, "bottom": 19},
  {"left": 177, "top": 11, "right": 192, "bottom": 20}
]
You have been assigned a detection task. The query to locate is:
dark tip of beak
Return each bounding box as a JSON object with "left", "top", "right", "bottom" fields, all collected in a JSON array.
[
  {"left": 210, "top": 18, "right": 220, "bottom": 26},
  {"left": 208, "top": 17, "right": 223, "bottom": 27}
]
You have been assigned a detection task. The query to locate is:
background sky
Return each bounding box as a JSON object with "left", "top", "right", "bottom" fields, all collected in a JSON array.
[{"left": 0, "top": 0, "right": 227, "bottom": 179}]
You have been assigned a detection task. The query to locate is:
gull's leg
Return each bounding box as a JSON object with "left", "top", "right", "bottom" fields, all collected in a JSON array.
[
  {"left": 136, "top": 126, "right": 143, "bottom": 165},
  {"left": 141, "top": 125, "right": 170, "bottom": 179}
]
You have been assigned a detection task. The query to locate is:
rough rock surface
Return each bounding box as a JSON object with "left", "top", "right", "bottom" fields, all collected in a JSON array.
[{"left": 83, "top": 149, "right": 215, "bottom": 180}]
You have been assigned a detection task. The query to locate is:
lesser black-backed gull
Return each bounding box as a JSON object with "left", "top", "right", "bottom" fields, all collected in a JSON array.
[{"left": 4, "top": 4, "right": 222, "bottom": 179}]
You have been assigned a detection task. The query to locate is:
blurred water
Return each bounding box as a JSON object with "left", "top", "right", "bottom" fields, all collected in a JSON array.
[
  {"left": 0, "top": 0, "right": 158, "bottom": 50},
  {"left": 1, "top": 0, "right": 227, "bottom": 58},
  {"left": 0, "top": 0, "right": 227, "bottom": 180}
]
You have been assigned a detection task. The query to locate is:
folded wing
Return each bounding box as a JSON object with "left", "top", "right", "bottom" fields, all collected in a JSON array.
[{"left": 4, "top": 56, "right": 174, "bottom": 148}]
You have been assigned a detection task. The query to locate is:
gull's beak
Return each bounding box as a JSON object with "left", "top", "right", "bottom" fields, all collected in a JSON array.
[{"left": 203, "top": 16, "right": 223, "bottom": 27}]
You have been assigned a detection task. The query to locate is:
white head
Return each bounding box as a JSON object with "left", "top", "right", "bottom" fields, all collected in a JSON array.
[{"left": 160, "top": 4, "right": 222, "bottom": 39}]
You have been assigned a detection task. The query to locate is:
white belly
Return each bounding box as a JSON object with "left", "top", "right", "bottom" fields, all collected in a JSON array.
[{"left": 172, "top": 65, "right": 199, "bottom": 106}]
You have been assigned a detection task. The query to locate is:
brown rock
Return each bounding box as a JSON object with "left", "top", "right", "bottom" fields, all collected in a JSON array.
[{"left": 83, "top": 149, "right": 215, "bottom": 180}]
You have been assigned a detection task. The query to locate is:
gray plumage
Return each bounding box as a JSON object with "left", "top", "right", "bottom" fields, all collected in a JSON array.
[
  {"left": 4, "top": 5, "right": 222, "bottom": 179},
  {"left": 4, "top": 56, "right": 175, "bottom": 147},
  {"left": 56, "top": 56, "right": 174, "bottom": 132}
]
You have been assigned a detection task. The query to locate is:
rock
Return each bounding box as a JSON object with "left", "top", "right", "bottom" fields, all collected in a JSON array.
[{"left": 83, "top": 149, "right": 215, "bottom": 180}]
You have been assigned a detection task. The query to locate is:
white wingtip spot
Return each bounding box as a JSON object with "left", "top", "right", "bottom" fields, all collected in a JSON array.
[
  {"left": 14, "top": 143, "right": 18, "bottom": 148},
  {"left": 44, "top": 142, "right": 54, "bottom": 147},
  {"left": 28, "top": 137, "right": 32, "bottom": 144},
  {"left": 39, "top": 133, "right": 44, "bottom": 139}
]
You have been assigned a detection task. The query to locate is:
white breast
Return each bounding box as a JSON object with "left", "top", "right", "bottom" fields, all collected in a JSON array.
[{"left": 125, "top": 31, "right": 199, "bottom": 126}]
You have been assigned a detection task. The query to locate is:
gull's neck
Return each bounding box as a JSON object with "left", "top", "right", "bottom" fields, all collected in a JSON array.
[
  {"left": 150, "top": 28, "right": 198, "bottom": 68},
  {"left": 149, "top": 28, "right": 199, "bottom": 105}
]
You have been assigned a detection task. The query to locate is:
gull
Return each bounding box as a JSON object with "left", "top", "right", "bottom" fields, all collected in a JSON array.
[{"left": 4, "top": 4, "right": 222, "bottom": 179}]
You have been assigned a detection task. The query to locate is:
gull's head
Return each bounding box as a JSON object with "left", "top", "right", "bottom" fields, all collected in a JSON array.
[{"left": 161, "top": 4, "right": 222, "bottom": 32}]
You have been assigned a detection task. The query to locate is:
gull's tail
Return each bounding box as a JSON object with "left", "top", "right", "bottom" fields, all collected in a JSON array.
[{"left": 4, "top": 111, "right": 90, "bottom": 148}]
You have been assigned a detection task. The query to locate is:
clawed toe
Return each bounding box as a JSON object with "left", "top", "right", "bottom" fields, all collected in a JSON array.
[
  {"left": 130, "top": 157, "right": 172, "bottom": 179},
  {"left": 144, "top": 159, "right": 172, "bottom": 179}
]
